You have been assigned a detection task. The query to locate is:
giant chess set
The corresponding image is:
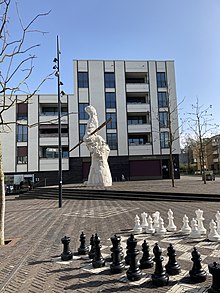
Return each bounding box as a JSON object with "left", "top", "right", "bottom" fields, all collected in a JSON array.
[{"left": 59, "top": 209, "right": 220, "bottom": 292}]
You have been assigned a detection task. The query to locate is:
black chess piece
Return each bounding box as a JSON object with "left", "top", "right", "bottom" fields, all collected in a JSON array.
[
  {"left": 110, "top": 234, "right": 125, "bottom": 274},
  {"left": 165, "top": 244, "right": 181, "bottom": 275},
  {"left": 151, "top": 243, "right": 169, "bottom": 287},
  {"left": 89, "top": 234, "right": 96, "bottom": 259},
  {"left": 189, "top": 247, "right": 207, "bottom": 283},
  {"left": 92, "top": 233, "right": 105, "bottom": 268},
  {"left": 61, "top": 236, "right": 73, "bottom": 261},
  {"left": 125, "top": 234, "right": 132, "bottom": 265},
  {"left": 139, "top": 240, "right": 154, "bottom": 269},
  {"left": 126, "top": 234, "right": 142, "bottom": 281},
  {"left": 208, "top": 262, "right": 220, "bottom": 293},
  {"left": 78, "top": 231, "right": 89, "bottom": 255}
]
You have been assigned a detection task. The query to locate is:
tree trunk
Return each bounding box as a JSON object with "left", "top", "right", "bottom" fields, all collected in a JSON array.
[{"left": 0, "top": 141, "right": 5, "bottom": 245}]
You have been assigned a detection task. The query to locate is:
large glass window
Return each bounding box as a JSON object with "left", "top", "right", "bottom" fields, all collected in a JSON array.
[
  {"left": 16, "top": 125, "right": 28, "bottom": 142},
  {"left": 78, "top": 72, "right": 88, "bottom": 88},
  {"left": 128, "top": 115, "right": 147, "bottom": 125},
  {"left": 157, "top": 72, "right": 167, "bottom": 88},
  {"left": 16, "top": 103, "right": 28, "bottom": 120},
  {"left": 79, "top": 103, "right": 89, "bottom": 120},
  {"left": 40, "top": 147, "right": 69, "bottom": 158},
  {"left": 158, "top": 92, "right": 167, "bottom": 108},
  {"left": 104, "top": 73, "right": 115, "bottom": 88},
  {"left": 79, "top": 124, "right": 87, "bottom": 140},
  {"left": 17, "top": 146, "right": 27, "bottom": 164},
  {"left": 159, "top": 112, "right": 168, "bottom": 128},
  {"left": 106, "top": 113, "right": 117, "bottom": 129},
  {"left": 128, "top": 134, "right": 151, "bottom": 145},
  {"left": 160, "top": 132, "right": 169, "bottom": 148},
  {"left": 41, "top": 105, "right": 68, "bottom": 116},
  {"left": 105, "top": 92, "right": 116, "bottom": 108},
  {"left": 107, "top": 133, "right": 118, "bottom": 150}
]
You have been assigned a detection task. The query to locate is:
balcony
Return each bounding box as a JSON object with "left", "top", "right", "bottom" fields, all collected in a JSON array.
[
  {"left": 213, "top": 158, "right": 219, "bottom": 163},
  {"left": 126, "top": 83, "right": 149, "bottom": 93},
  {"left": 128, "top": 124, "right": 151, "bottom": 133},
  {"left": 127, "top": 103, "right": 150, "bottom": 112}
]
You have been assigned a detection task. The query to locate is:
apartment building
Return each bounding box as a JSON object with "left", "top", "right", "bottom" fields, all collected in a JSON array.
[{"left": 1, "top": 60, "right": 180, "bottom": 186}]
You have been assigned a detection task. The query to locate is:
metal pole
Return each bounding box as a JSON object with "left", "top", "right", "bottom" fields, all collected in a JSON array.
[{"left": 57, "top": 35, "right": 62, "bottom": 208}]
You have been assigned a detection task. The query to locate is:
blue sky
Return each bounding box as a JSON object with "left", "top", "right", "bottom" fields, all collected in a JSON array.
[{"left": 5, "top": 0, "right": 220, "bottom": 127}]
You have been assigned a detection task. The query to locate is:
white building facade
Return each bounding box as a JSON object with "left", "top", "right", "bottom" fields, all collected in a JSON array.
[{"left": 1, "top": 60, "right": 180, "bottom": 186}]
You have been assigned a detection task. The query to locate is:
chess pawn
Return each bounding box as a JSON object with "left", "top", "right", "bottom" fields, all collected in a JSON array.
[
  {"left": 189, "top": 247, "right": 207, "bottom": 283},
  {"left": 152, "top": 211, "right": 160, "bottom": 232},
  {"left": 167, "top": 209, "right": 177, "bottom": 232},
  {"left": 126, "top": 234, "right": 142, "bottom": 281},
  {"left": 195, "top": 209, "right": 207, "bottom": 235},
  {"left": 156, "top": 217, "right": 167, "bottom": 235},
  {"left": 110, "top": 235, "right": 125, "bottom": 274},
  {"left": 189, "top": 218, "right": 201, "bottom": 239},
  {"left": 92, "top": 233, "right": 105, "bottom": 268},
  {"left": 78, "top": 232, "right": 89, "bottom": 255},
  {"left": 152, "top": 243, "right": 169, "bottom": 286},
  {"left": 165, "top": 244, "right": 181, "bottom": 275},
  {"left": 61, "top": 236, "right": 73, "bottom": 261},
  {"left": 215, "top": 211, "right": 220, "bottom": 234},
  {"left": 181, "top": 215, "right": 192, "bottom": 235},
  {"left": 133, "top": 215, "right": 142, "bottom": 234},
  {"left": 145, "top": 215, "right": 155, "bottom": 234},
  {"left": 208, "top": 220, "right": 220, "bottom": 242},
  {"left": 141, "top": 212, "right": 148, "bottom": 230},
  {"left": 89, "top": 234, "right": 96, "bottom": 259},
  {"left": 208, "top": 262, "right": 220, "bottom": 293},
  {"left": 139, "top": 240, "right": 154, "bottom": 269}
]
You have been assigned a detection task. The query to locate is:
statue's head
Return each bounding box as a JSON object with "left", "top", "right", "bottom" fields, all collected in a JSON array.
[{"left": 85, "top": 105, "right": 97, "bottom": 116}]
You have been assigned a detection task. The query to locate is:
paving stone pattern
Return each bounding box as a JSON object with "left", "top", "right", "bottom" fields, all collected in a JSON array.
[{"left": 1, "top": 178, "right": 220, "bottom": 292}]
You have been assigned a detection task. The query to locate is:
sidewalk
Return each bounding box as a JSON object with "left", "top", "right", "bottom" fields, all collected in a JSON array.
[{"left": 1, "top": 177, "right": 220, "bottom": 292}]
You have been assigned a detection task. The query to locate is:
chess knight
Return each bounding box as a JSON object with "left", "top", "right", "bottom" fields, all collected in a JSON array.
[{"left": 83, "top": 105, "right": 112, "bottom": 187}]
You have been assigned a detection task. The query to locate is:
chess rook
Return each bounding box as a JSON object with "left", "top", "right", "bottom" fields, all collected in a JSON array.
[
  {"left": 61, "top": 236, "right": 73, "bottom": 261},
  {"left": 208, "top": 262, "right": 220, "bottom": 293}
]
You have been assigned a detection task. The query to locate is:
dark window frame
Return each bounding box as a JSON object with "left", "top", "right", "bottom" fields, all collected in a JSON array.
[
  {"left": 104, "top": 73, "right": 115, "bottom": 88},
  {"left": 157, "top": 72, "right": 167, "bottom": 88},
  {"left": 78, "top": 72, "right": 89, "bottom": 88}
]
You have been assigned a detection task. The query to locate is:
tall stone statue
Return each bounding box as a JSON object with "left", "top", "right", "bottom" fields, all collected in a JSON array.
[{"left": 83, "top": 105, "right": 112, "bottom": 187}]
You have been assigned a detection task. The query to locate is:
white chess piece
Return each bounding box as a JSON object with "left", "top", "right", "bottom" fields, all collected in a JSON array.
[
  {"left": 215, "top": 211, "right": 220, "bottom": 234},
  {"left": 208, "top": 219, "right": 220, "bottom": 242},
  {"left": 156, "top": 217, "right": 167, "bottom": 235},
  {"left": 195, "top": 209, "right": 206, "bottom": 235},
  {"left": 152, "top": 211, "right": 160, "bottom": 232},
  {"left": 141, "top": 212, "right": 148, "bottom": 230},
  {"left": 167, "top": 209, "right": 177, "bottom": 232},
  {"left": 133, "top": 214, "right": 142, "bottom": 234},
  {"left": 181, "top": 215, "right": 192, "bottom": 235},
  {"left": 189, "top": 218, "right": 201, "bottom": 239},
  {"left": 145, "top": 215, "right": 155, "bottom": 234}
]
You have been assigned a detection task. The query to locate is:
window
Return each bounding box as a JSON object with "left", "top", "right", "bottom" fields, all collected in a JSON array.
[
  {"left": 39, "top": 125, "right": 68, "bottom": 137},
  {"left": 107, "top": 133, "right": 118, "bottom": 150},
  {"left": 127, "top": 115, "right": 148, "bottom": 125},
  {"left": 40, "top": 147, "right": 69, "bottom": 158},
  {"left": 105, "top": 92, "right": 116, "bottom": 108},
  {"left": 79, "top": 124, "right": 87, "bottom": 140},
  {"left": 104, "top": 73, "right": 115, "bottom": 88},
  {"left": 16, "top": 125, "right": 28, "bottom": 142},
  {"left": 158, "top": 92, "right": 167, "bottom": 108},
  {"left": 41, "top": 105, "right": 68, "bottom": 116},
  {"left": 157, "top": 72, "right": 167, "bottom": 88},
  {"left": 106, "top": 113, "right": 117, "bottom": 129},
  {"left": 128, "top": 134, "right": 151, "bottom": 145},
  {"left": 17, "top": 146, "right": 27, "bottom": 164},
  {"left": 79, "top": 103, "right": 89, "bottom": 120},
  {"left": 16, "top": 103, "right": 28, "bottom": 120},
  {"left": 127, "top": 96, "right": 147, "bottom": 104},
  {"left": 160, "top": 132, "right": 169, "bottom": 148},
  {"left": 159, "top": 112, "right": 168, "bottom": 128},
  {"left": 78, "top": 72, "right": 88, "bottom": 88}
]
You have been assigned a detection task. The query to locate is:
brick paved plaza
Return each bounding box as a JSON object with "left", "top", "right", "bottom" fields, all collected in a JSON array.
[{"left": 1, "top": 176, "right": 220, "bottom": 292}]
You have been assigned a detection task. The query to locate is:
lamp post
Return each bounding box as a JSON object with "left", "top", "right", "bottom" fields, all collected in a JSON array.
[{"left": 53, "top": 35, "right": 63, "bottom": 208}]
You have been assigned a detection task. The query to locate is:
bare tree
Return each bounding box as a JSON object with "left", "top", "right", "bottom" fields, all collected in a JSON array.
[
  {"left": 187, "top": 98, "right": 219, "bottom": 184},
  {"left": 0, "top": 0, "right": 51, "bottom": 245}
]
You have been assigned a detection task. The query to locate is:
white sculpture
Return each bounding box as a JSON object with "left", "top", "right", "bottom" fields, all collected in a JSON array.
[{"left": 83, "top": 105, "right": 112, "bottom": 187}]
